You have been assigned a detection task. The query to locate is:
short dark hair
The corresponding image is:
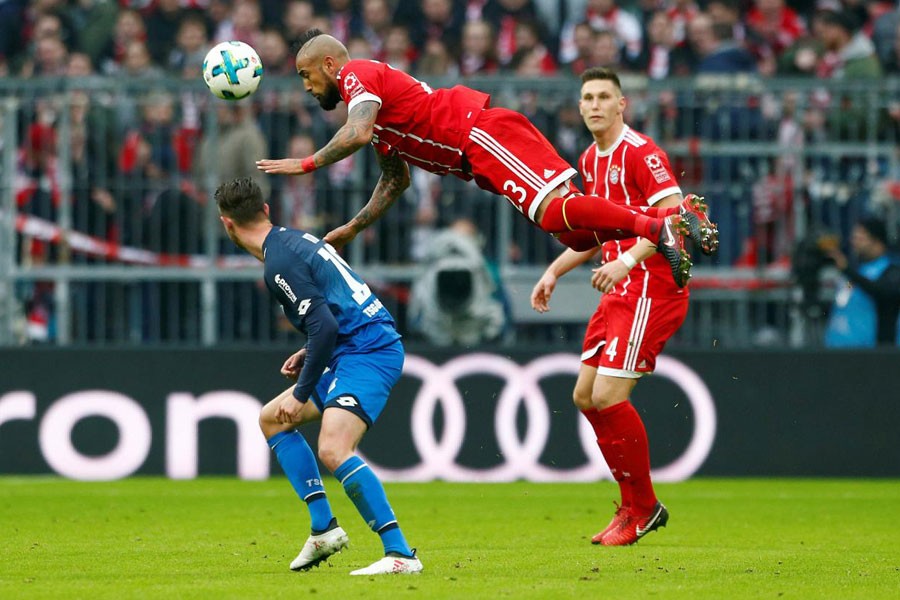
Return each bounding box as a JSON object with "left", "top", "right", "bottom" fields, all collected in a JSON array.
[
  {"left": 290, "top": 28, "right": 325, "bottom": 56},
  {"left": 580, "top": 67, "right": 622, "bottom": 93},
  {"left": 215, "top": 177, "right": 266, "bottom": 224},
  {"left": 858, "top": 217, "right": 888, "bottom": 246}
]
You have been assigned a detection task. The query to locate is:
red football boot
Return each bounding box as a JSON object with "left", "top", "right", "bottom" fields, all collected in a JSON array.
[
  {"left": 679, "top": 194, "right": 719, "bottom": 255},
  {"left": 599, "top": 501, "right": 669, "bottom": 546},
  {"left": 591, "top": 502, "right": 628, "bottom": 545}
]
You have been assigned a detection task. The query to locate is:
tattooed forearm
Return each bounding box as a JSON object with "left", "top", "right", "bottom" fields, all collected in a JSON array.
[
  {"left": 350, "top": 151, "right": 410, "bottom": 230},
  {"left": 313, "top": 101, "right": 379, "bottom": 167}
]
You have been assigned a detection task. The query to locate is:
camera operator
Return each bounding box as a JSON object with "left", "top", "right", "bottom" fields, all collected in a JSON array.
[{"left": 822, "top": 217, "right": 900, "bottom": 347}]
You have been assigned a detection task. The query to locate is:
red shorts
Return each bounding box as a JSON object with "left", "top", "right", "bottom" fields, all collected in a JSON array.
[
  {"left": 581, "top": 294, "right": 688, "bottom": 377},
  {"left": 463, "top": 108, "right": 577, "bottom": 223}
]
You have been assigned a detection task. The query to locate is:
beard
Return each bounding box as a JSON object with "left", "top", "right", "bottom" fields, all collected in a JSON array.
[{"left": 317, "top": 81, "right": 342, "bottom": 111}]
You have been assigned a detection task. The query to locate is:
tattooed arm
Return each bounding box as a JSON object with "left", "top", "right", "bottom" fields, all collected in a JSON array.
[
  {"left": 256, "top": 101, "right": 379, "bottom": 175},
  {"left": 324, "top": 149, "right": 411, "bottom": 248}
]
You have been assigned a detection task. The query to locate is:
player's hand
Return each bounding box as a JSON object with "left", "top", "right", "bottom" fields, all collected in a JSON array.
[
  {"left": 592, "top": 260, "right": 630, "bottom": 294},
  {"left": 530, "top": 273, "right": 557, "bottom": 313},
  {"left": 274, "top": 395, "right": 304, "bottom": 424},
  {"left": 323, "top": 222, "right": 360, "bottom": 249},
  {"left": 281, "top": 348, "right": 307, "bottom": 381},
  {"left": 256, "top": 158, "right": 307, "bottom": 175}
]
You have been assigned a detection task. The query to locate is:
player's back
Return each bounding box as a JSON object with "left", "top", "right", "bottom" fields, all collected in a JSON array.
[
  {"left": 263, "top": 227, "right": 400, "bottom": 354},
  {"left": 338, "top": 59, "right": 490, "bottom": 176}
]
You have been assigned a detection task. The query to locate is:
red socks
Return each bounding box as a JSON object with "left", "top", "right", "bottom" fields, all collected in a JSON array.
[
  {"left": 581, "top": 402, "right": 657, "bottom": 515},
  {"left": 541, "top": 195, "right": 663, "bottom": 244}
]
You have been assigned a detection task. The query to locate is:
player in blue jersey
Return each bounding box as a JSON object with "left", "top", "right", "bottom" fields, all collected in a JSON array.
[{"left": 215, "top": 177, "right": 423, "bottom": 576}]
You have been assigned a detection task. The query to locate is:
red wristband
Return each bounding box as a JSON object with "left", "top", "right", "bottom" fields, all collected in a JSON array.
[{"left": 300, "top": 156, "right": 317, "bottom": 173}]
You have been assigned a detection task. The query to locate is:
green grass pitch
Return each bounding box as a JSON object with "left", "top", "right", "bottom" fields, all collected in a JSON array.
[{"left": 2, "top": 477, "right": 898, "bottom": 599}]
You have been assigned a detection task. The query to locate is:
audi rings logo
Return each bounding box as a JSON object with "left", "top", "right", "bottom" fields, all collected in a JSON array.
[{"left": 361, "top": 353, "right": 716, "bottom": 483}]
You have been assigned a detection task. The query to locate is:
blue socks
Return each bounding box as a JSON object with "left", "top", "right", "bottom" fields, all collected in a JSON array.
[
  {"left": 268, "top": 430, "right": 334, "bottom": 533},
  {"left": 334, "top": 455, "right": 412, "bottom": 557}
]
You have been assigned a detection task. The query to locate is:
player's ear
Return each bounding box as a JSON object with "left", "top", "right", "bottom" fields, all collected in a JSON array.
[{"left": 263, "top": 203, "right": 270, "bottom": 218}]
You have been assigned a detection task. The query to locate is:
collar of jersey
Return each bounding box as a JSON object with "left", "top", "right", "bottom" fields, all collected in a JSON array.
[{"left": 595, "top": 125, "right": 630, "bottom": 157}]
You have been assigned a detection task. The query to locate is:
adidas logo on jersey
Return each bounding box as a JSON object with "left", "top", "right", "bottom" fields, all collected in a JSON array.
[{"left": 543, "top": 169, "right": 556, "bottom": 179}]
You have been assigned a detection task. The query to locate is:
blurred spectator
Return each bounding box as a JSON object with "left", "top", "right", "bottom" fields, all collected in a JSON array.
[
  {"left": 277, "top": 133, "right": 327, "bottom": 231},
  {"left": 145, "top": 0, "right": 185, "bottom": 65},
  {"left": 28, "top": 35, "right": 70, "bottom": 77},
  {"left": 167, "top": 13, "right": 210, "bottom": 77},
  {"left": 66, "top": 0, "right": 119, "bottom": 66},
  {"left": 507, "top": 18, "right": 557, "bottom": 75},
  {"left": 745, "top": 0, "right": 807, "bottom": 64},
  {"left": 359, "top": 0, "right": 393, "bottom": 57},
  {"left": 257, "top": 26, "right": 293, "bottom": 75},
  {"left": 590, "top": 28, "right": 625, "bottom": 71},
  {"left": 380, "top": 25, "right": 415, "bottom": 71},
  {"left": 459, "top": 19, "right": 499, "bottom": 76},
  {"left": 196, "top": 102, "right": 270, "bottom": 200},
  {"left": 706, "top": 0, "right": 746, "bottom": 45},
  {"left": 692, "top": 15, "right": 757, "bottom": 74},
  {"left": 417, "top": 38, "right": 459, "bottom": 77},
  {"left": 100, "top": 8, "right": 147, "bottom": 75},
  {"left": 347, "top": 34, "right": 375, "bottom": 59},
  {"left": 215, "top": 0, "right": 264, "bottom": 47},
  {"left": 407, "top": 0, "right": 465, "bottom": 58},
  {"left": 872, "top": 2, "right": 900, "bottom": 67},
  {"left": 883, "top": 19, "right": 900, "bottom": 73},
  {"left": 408, "top": 218, "right": 510, "bottom": 347},
  {"left": 322, "top": 0, "right": 362, "bottom": 44},
  {"left": 283, "top": 0, "right": 317, "bottom": 44},
  {"left": 815, "top": 9, "right": 882, "bottom": 79},
  {"left": 482, "top": 0, "right": 546, "bottom": 67},
  {"left": 822, "top": 217, "right": 900, "bottom": 347},
  {"left": 559, "top": 0, "right": 642, "bottom": 68},
  {"left": 565, "top": 21, "right": 598, "bottom": 75},
  {"left": 665, "top": 0, "right": 701, "bottom": 47},
  {"left": 639, "top": 9, "right": 697, "bottom": 78},
  {"left": 0, "top": 0, "right": 26, "bottom": 68},
  {"left": 121, "top": 41, "right": 165, "bottom": 78}
]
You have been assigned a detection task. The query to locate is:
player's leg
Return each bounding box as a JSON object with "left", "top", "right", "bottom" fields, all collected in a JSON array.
[
  {"left": 463, "top": 111, "right": 691, "bottom": 285},
  {"left": 589, "top": 294, "right": 688, "bottom": 546},
  {"left": 317, "top": 342, "right": 422, "bottom": 575},
  {"left": 260, "top": 382, "right": 349, "bottom": 571}
]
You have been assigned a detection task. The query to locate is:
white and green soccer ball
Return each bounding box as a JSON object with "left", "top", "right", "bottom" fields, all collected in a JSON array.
[{"left": 202, "top": 41, "right": 264, "bottom": 100}]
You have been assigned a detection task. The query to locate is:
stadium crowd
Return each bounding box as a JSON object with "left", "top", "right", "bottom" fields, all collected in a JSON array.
[
  {"left": 2, "top": 0, "right": 899, "bottom": 344},
  {"left": 2, "top": 0, "right": 900, "bottom": 80}
]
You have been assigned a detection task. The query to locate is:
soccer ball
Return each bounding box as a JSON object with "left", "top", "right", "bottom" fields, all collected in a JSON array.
[{"left": 202, "top": 41, "right": 263, "bottom": 100}]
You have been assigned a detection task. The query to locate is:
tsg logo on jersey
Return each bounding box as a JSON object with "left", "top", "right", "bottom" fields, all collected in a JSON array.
[
  {"left": 644, "top": 153, "right": 670, "bottom": 184},
  {"left": 274, "top": 274, "right": 297, "bottom": 303}
]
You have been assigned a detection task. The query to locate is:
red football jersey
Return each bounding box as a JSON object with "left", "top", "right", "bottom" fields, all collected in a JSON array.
[
  {"left": 579, "top": 125, "right": 686, "bottom": 298},
  {"left": 337, "top": 59, "right": 490, "bottom": 177}
]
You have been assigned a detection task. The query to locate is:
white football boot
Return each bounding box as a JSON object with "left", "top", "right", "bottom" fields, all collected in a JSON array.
[
  {"left": 289, "top": 526, "right": 350, "bottom": 571},
  {"left": 349, "top": 551, "right": 423, "bottom": 576}
]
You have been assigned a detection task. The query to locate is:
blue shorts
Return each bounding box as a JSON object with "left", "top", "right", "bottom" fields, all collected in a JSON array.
[{"left": 310, "top": 340, "right": 404, "bottom": 428}]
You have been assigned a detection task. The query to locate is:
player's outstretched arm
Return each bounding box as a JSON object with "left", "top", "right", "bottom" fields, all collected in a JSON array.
[
  {"left": 256, "top": 101, "right": 379, "bottom": 175},
  {"left": 532, "top": 248, "right": 598, "bottom": 313},
  {"left": 324, "top": 150, "right": 410, "bottom": 248}
]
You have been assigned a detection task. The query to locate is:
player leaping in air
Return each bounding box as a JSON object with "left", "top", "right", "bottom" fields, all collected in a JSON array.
[{"left": 257, "top": 29, "right": 718, "bottom": 287}]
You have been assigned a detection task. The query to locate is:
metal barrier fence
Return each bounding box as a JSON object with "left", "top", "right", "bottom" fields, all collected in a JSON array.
[{"left": 1, "top": 75, "right": 898, "bottom": 347}]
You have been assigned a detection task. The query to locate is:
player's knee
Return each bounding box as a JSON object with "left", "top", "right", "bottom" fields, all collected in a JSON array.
[
  {"left": 317, "top": 438, "right": 349, "bottom": 473},
  {"left": 572, "top": 389, "right": 593, "bottom": 411},
  {"left": 591, "top": 392, "right": 627, "bottom": 411}
]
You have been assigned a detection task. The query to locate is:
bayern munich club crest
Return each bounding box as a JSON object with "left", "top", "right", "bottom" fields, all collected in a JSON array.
[
  {"left": 359, "top": 353, "right": 717, "bottom": 483},
  {"left": 608, "top": 165, "right": 621, "bottom": 185}
]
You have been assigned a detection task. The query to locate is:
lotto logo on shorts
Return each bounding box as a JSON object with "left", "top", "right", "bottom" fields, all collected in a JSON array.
[
  {"left": 644, "top": 153, "right": 670, "bottom": 184},
  {"left": 336, "top": 396, "right": 358, "bottom": 407}
]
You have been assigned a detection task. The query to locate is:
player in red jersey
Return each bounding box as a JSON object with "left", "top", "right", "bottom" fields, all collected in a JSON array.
[
  {"left": 256, "top": 29, "right": 717, "bottom": 287},
  {"left": 531, "top": 68, "right": 716, "bottom": 546}
]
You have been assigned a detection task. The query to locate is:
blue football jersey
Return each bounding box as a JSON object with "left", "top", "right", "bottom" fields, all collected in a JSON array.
[{"left": 262, "top": 227, "right": 400, "bottom": 356}]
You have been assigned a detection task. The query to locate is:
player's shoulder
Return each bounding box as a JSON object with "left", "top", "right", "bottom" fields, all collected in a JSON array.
[
  {"left": 621, "top": 127, "right": 657, "bottom": 152},
  {"left": 266, "top": 227, "right": 318, "bottom": 261}
]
